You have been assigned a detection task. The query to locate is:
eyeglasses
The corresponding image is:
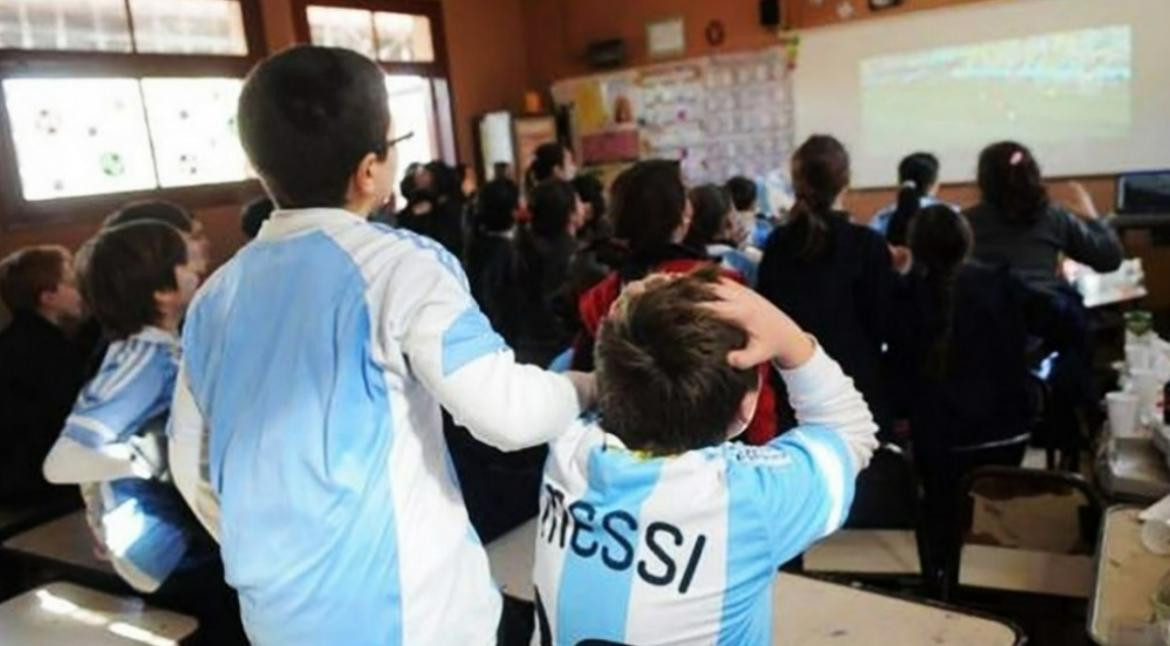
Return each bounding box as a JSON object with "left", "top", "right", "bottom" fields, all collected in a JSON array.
[
  {"left": 388, "top": 131, "right": 414, "bottom": 148},
  {"left": 374, "top": 131, "right": 413, "bottom": 157}
]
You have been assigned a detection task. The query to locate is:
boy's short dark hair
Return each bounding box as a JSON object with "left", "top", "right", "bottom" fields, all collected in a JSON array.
[
  {"left": 611, "top": 160, "right": 685, "bottom": 255},
  {"left": 241, "top": 196, "right": 276, "bottom": 239},
  {"left": 476, "top": 179, "right": 519, "bottom": 232},
  {"left": 79, "top": 222, "right": 187, "bottom": 340},
  {"left": 529, "top": 180, "right": 576, "bottom": 238},
  {"left": 104, "top": 200, "right": 195, "bottom": 233},
  {"left": 725, "top": 176, "right": 758, "bottom": 212},
  {"left": 238, "top": 45, "right": 390, "bottom": 209},
  {"left": 0, "top": 245, "right": 69, "bottom": 313},
  {"left": 596, "top": 267, "right": 758, "bottom": 454}
]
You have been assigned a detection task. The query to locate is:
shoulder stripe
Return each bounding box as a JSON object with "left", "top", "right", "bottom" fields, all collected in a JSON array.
[
  {"left": 101, "top": 344, "right": 156, "bottom": 400},
  {"left": 92, "top": 342, "right": 147, "bottom": 400}
]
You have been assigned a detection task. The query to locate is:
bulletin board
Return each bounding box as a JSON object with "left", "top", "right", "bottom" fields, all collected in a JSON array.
[{"left": 551, "top": 46, "right": 797, "bottom": 194}]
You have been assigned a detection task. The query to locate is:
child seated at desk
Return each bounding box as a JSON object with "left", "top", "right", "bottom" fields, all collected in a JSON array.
[
  {"left": 533, "top": 268, "right": 879, "bottom": 645},
  {"left": 42, "top": 221, "right": 204, "bottom": 593},
  {"left": 0, "top": 245, "right": 88, "bottom": 504}
]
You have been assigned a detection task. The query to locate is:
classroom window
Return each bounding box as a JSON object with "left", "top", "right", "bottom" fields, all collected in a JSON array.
[
  {"left": 386, "top": 74, "right": 437, "bottom": 200},
  {"left": 298, "top": 1, "right": 455, "bottom": 175},
  {"left": 3, "top": 76, "right": 250, "bottom": 201},
  {"left": 0, "top": 0, "right": 248, "bottom": 55},
  {"left": 128, "top": 0, "right": 248, "bottom": 56},
  {"left": 0, "top": 0, "right": 133, "bottom": 53},
  {"left": 373, "top": 12, "right": 433, "bottom": 63},
  {"left": 0, "top": 0, "right": 264, "bottom": 225},
  {"left": 141, "top": 78, "right": 250, "bottom": 188},
  {"left": 3, "top": 78, "right": 156, "bottom": 200},
  {"left": 306, "top": 4, "right": 434, "bottom": 64},
  {"left": 306, "top": 6, "right": 376, "bottom": 59}
]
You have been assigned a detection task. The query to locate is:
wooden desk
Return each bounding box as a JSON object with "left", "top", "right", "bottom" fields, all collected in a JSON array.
[
  {"left": 774, "top": 573, "right": 1021, "bottom": 645},
  {"left": 0, "top": 501, "right": 76, "bottom": 542},
  {"left": 1088, "top": 507, "right": 1170, "bottom": 645},
  {"left": 2, "top": 510, "right": 114, "bottom": 576},
  {"left": 1097, "top": 437, "right": 1170, "bottom": 503},
  {"left": 0, "top": 581, "right": 197, "bottom": 645},
  {"left": 804, "top": 529, "right": 920, "bottom": 576},
  {"left": 485, "top": 520, "right": 1022, "bottom": 644}
]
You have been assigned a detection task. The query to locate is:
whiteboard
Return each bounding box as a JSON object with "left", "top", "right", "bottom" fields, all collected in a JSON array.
[{"left": 794, "top": 0, "right": 1170, "bottom": 187}]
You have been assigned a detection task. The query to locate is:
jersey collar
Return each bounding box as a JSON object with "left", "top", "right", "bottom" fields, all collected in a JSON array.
[{"left": 256, "top": 208, "right": 367, "bottom": 242}]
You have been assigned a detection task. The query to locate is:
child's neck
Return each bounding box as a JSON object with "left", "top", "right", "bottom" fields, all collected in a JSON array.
[
  {"left": 35, "top": 307, "right": 66, "bottom": 329},
  {"left": 155, "top": 309, "right": 182, "bottom": 335}
]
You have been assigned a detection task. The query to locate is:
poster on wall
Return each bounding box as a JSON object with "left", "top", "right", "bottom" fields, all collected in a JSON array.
[
  {"left": 513, "top": 115, "right": 557, "bottom": 190},
  {"left": 551, "top": 46, "right": 797, "bottom": 213}
]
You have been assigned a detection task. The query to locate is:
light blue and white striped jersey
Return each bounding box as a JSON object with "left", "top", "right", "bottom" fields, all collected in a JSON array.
[
  {"left": 61, "top": 327, "right": 194, "bottom": 592},
  {"left": 171, "top": 208, "right": 581, "bottom": 646},
  {"left": 533, "top": 348, "right": 876, "bottom": 646}
]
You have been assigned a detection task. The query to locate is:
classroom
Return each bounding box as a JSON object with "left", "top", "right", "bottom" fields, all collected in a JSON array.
[{"left": 1, "top": 0, "right": 1169, "bottom": 644}]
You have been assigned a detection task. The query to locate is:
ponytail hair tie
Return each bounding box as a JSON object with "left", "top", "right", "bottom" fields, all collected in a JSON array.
[
  {"left": 1009, "top": 150, "right": 1025, "bottom": 166},
  {"left": 901, "top": 179, "right": 918, "bottom": 190}
]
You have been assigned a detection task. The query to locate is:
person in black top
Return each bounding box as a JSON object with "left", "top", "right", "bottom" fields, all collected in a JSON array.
[
  {"left": 0, "top": 246, "right": 90, "bottom": 503},
  {"left": 890, "top": 205, "right": 1076, "bottom": 594},
  {"left": 525, "top": 142, "right": 577, "bottom": 189},
  {"left": 559, "top": 174, "right": 617, "bottom": 334},
  {"left": 882, "top": 152, "right": 944, "bottom": 247},
  {"left": 966, "top": 141, "right": 1123, "bottom": 294},
  {"left": 966, "top": 141, "right": 1124, "bottom": 465},
  {"left": 514, "top": 180, "right": 582, "bottom": 368},
  {"left": 757, "top": 135, "right": 897, "bottom": 435},
  {"left": 450, "top": 177, "right": 543, "bottom": 544},
  {"left": 464, "top": 178, "right": 523, "bottom": 345},
  {"left": 396, "top": 161, "right": 466, "bottom": 258}
]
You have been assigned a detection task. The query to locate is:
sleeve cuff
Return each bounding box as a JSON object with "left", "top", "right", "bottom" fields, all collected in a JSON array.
[{"left": 773, "top": 339, "right": 842, "bottom": 397}]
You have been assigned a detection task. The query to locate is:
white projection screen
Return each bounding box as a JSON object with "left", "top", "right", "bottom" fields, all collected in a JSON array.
[{"left": 794, "top": 0, "right": 1170, "bottom": 188}]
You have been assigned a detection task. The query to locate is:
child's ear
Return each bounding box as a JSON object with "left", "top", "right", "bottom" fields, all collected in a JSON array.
[{"left": 353, "top": 152, "right": 381, "bottom": 195}]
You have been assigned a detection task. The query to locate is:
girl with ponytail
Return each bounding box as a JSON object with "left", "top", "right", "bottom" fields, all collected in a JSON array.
[
  {"left": 889, "top": 204, "right": 1077, "bottom": 592},
  {"left": 966, "top": 141, "right": 1124, "bottom": 470},
  {"left": 758, "top": 135, "right": 898, "bottom": 436},
  {"left": 884, "top": 153, "right": 945, "bottom": 246},
  {"left": 966, "top": 141, "right": 1122, "bottom": 293}
]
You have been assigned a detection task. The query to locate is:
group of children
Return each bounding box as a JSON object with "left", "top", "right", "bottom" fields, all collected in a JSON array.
[{"left": 0, "top": 39, "right": 1128, "bottom": 646}]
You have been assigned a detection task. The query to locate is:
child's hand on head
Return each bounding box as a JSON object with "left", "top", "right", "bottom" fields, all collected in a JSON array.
[{"left": 703, "top": 278, "right": 814, "bottom": 370}]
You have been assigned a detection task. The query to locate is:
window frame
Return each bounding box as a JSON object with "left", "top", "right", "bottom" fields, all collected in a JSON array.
[
  {"left": 0, "top": 0, "right": 267, "bottom": 230},
  {"left": 293, "top": 0, "right": 458, "bottom": 163}
]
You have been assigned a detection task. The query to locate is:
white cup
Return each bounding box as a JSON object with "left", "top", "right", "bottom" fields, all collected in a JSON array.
[
  {"left": 1107, "top": 391, "right": 1140, "bottom": 437},
  {"left": 1131, "top": 369, "right": 1163, "bottom": 425},
  {"left": 1127, "top": 344, "right": 1153, "bottom": 373}
]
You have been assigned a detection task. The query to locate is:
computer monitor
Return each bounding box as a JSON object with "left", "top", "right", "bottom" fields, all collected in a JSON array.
[{"left": 1117, "top": 171, "right": 1170, "bottom": 215}]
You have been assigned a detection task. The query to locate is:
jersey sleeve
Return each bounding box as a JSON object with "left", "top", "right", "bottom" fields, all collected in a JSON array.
[
  {"left": 757, "top": 427, "right": 858, "bottom": 565},
  {"left": 167, "top": 358, "right": 221, "bottom": 541},
  {"left": 1056, "top": 209, "right": 1123, "bottom": 274},
  {"left": 45, "top": 341, "right": 176, "bottom": 484},
  {"left": 375, "top": 242, "right": 583, "bottom": 451},
  {"left": 750, "top": 344, "right": 879, "bottom": 565},
  {"left": 62, "top": 341, "right": 175, "bottom": 449}
]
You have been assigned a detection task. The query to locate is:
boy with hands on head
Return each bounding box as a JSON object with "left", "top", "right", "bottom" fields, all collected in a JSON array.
[{"left": 534, "top": 269, "right": 878, "bottom": 646}]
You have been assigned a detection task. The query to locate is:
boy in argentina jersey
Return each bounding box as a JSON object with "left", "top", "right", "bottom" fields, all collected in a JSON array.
[
  {"left": 533, "top": 269, "right": 880, "bottom": 645},
  {"left": 43, "top": 221, "right": 204, "bottom": 592},
  {"left": 168, "top": 46, "right": 595, "bottom": 646}
]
